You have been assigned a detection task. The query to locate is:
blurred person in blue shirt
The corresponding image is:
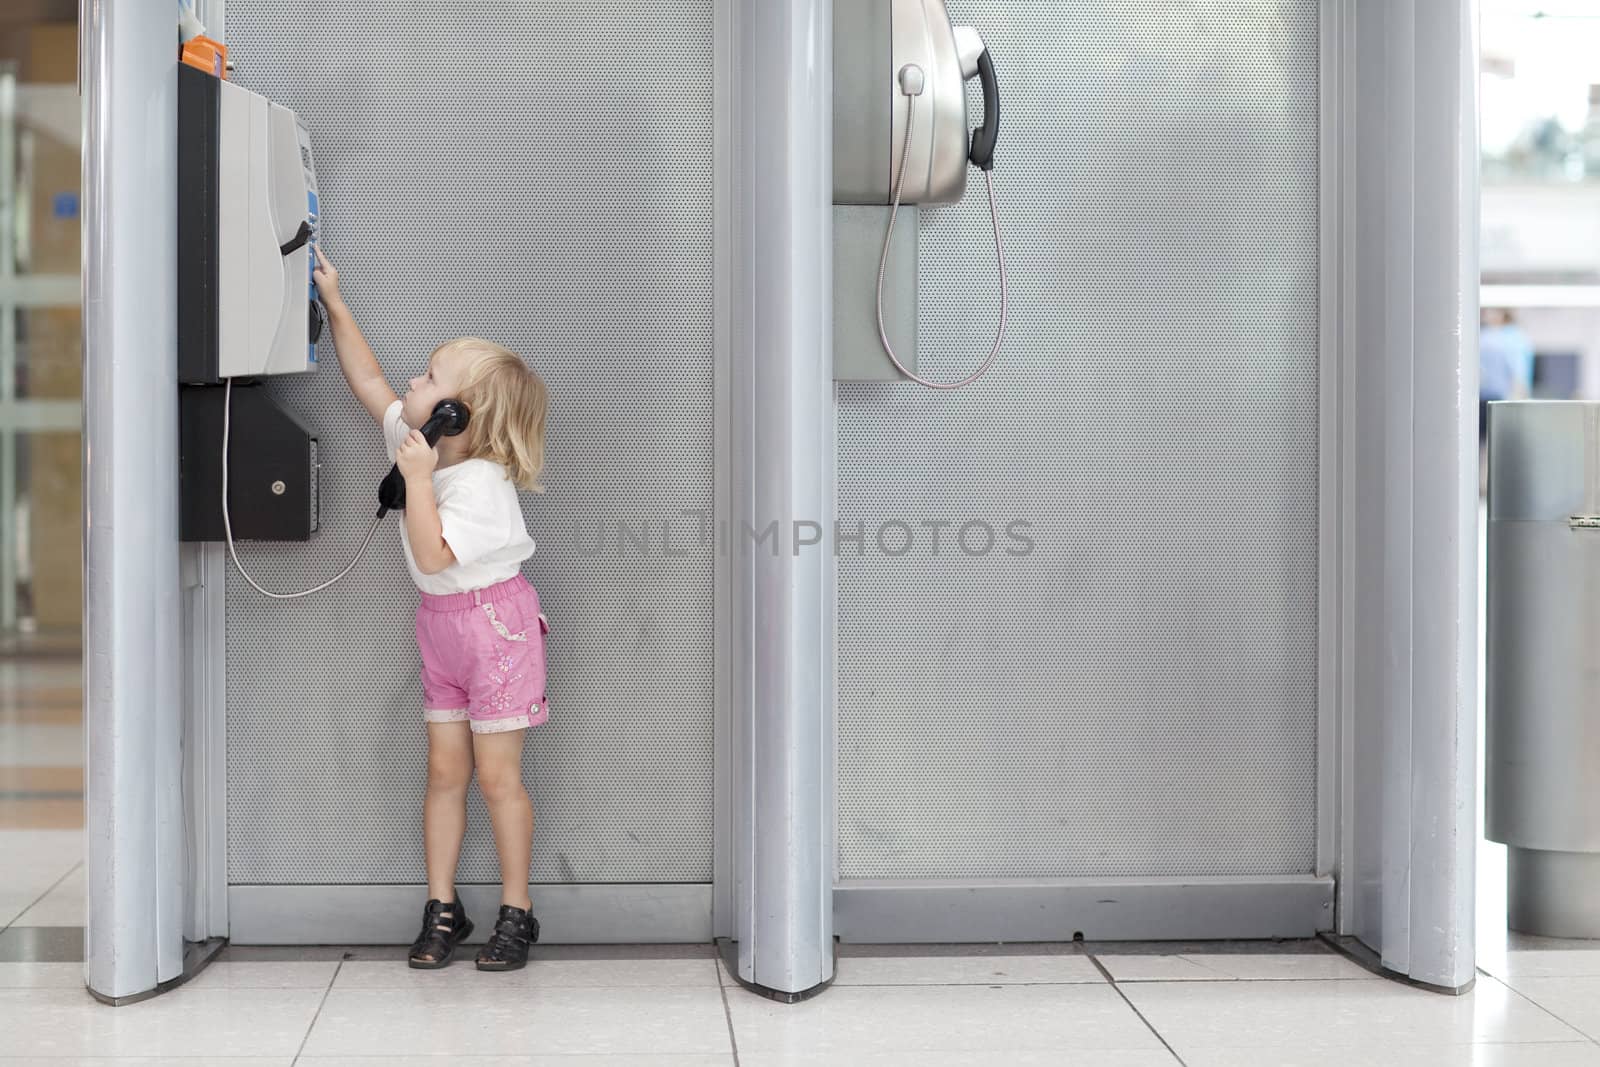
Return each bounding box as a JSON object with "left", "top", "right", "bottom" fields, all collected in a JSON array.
[{"left": 1480, "top": 307, "right": 1535, "bottom": 443}]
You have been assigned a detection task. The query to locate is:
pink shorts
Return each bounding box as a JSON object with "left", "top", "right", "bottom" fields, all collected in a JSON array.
[{"left": 416, "top": 574, "right": 550, "bottom": 734}]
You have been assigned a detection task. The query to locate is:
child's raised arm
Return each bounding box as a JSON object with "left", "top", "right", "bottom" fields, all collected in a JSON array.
[{"left": 313, "top": 245, "right": 399, "bottom": 424}]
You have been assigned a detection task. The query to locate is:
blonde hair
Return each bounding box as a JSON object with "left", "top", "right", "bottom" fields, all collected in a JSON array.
[{"left": 434, "top": 337, "right": 548, "bottom": 493}]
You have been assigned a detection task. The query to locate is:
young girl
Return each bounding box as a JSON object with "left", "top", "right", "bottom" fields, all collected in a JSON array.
[{"left": 313, "top": 245, "right": 551, "bottom": 971}]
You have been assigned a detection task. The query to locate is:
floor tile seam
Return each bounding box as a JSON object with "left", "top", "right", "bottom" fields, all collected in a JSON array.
[
  {"left": 1476, "top": 971, "right": 1600, "bottom": 1048},
  {"left": 717, "top": 971, "right": 742, "bottom": 1067},
  {"left": 292, "top": 957, "right": 344, "bottom": 1065},
  {"left": 1086, "top": 954, "right": 1189, "bottom": 1067},
  {"left": 2, "top": 863, "right": 80, "bottom": 933}
]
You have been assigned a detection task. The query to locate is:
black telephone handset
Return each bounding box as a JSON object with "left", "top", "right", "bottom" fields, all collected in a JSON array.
[
  {"left": 376, "top": 399, "right": 471, "bottom": 518},
  {"left": 967, "top": 48, "right": 999, "bottom": 171}
]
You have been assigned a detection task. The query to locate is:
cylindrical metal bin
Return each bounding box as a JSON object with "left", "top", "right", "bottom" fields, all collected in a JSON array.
[{"left": 1486, "top": 400, "right": 1600, "bottom": 938}]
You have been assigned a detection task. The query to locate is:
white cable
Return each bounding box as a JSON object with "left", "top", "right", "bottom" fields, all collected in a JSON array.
[
  {"left": 875, "top": 91, "right": 1008, "bottom": 390},
  {"left": 178, "top": 1, "right": 207, "bottom": 44},
  {"left": 222, "top": 377, "right": 383, "bottom": 599}
]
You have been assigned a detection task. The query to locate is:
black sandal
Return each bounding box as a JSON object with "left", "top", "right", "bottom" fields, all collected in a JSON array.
[
  {"left": 475, "top": 904, "right": 540, "bottom": 971},
  {"left": 408, "top": 897, "right": 473, "bottom": 969}
]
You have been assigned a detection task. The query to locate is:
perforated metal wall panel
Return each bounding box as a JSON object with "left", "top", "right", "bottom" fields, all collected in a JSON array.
[
  {"left": 223, "top": 3, "right": 715, "bottom": 884},
  {"left": 836, "top": 1, "right": 1321, "bottom": 878}
]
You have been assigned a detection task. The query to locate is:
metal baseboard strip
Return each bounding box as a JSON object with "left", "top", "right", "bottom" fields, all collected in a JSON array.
[
  {"left": 228, "top": 884, "right": 713, "bottom": 945},
  {"left": 229, "top": 878, "right": 1330, "bottom": 945},
  {"left": 833, "top": 876, "right": 1336, "bottom": 943}
]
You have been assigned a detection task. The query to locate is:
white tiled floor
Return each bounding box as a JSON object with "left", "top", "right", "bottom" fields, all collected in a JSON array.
[
  {"left": 0, "top": 987, "right": 327, "bottom": 1058},
  {"left": 1490, "top": 978, "right": 1600, "bottom": 1043},
  {"left": 12, "top": 860, "right": 84, "bottom": 927},
  {"left": 302, "top": 985, "right": 734, "bottom": 1058},
  {"left": 1121, "top": 976, "right": 1585, "bottom": 1051},
  {"left": 0, "top": 829, "right": 80, "bottom": 927},
  {"left": 0, "top": 942, "right": 1596, "bottom": 1065},
  {"left": 822, "top": 953, "right": 1104, "bottom": 986},
  {"left": 726, "top": 982, "right": 1161, "bottom": 1058},
  {"left": 1095, "top": 953, "right": 1374, "bottom": 983},
  {"left": 1479, "top": 952, "right": 1600, "bottom": 980}
]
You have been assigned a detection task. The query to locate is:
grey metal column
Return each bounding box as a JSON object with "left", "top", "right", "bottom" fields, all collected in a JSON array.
[
  {"left": 1487, "top": 402, "right": 1600, "bottom": 938},
  {"left": 722, "top": 0, "right": 836, "bottom": 1000},
  {"left": 1336, "top": 0, "right": 1478, "bottom": 993},
  {"left": 1405, "top": 0, "right": 1479, "bottom": 992},
  {"left": 81, "top": 0, "right": 185, "bottom": 1000}
]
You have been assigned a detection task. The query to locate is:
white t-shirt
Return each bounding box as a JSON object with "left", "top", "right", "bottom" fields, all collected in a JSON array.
[{"left": 383, "top": 400, "right": 536, "bottom": 595}]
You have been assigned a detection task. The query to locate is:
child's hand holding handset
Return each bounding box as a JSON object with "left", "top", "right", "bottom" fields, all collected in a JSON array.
[{"left": 397, "top": 429, "right": 439, "bottom": 483}]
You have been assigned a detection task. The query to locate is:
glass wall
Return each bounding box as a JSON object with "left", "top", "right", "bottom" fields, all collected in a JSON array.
[
  {"left": 0, "top": 11, "right": 79, "bottom": 648},
  {"left": 0, "top": 5, "right": 83, "bottom": 904},
  {"left": 1481, "top": 2, "right": 1600, "bottom": 403}
]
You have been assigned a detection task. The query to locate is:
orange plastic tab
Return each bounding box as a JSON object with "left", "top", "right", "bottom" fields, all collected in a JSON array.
[{"left": 180, "top": 36, "right": 228, "bottom": 80}]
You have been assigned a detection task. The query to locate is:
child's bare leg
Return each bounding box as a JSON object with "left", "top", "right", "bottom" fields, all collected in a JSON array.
[
  {"left": 472, "top": 729, "right": 533, "bottom": 910},
  {"left": 423, "top": 721, "right": 474, "bottom": 903}
]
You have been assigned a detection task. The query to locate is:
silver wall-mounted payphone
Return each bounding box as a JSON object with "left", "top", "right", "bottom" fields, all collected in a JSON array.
[{"left": 833, "top": 0, "right": 1006, "bottom": 387}]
